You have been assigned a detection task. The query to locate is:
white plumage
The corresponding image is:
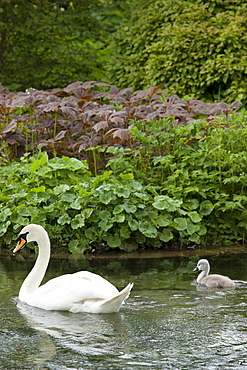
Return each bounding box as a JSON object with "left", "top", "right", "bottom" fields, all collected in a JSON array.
[{"left": 13, "top": 224, "right": 133, "bottom": 313}]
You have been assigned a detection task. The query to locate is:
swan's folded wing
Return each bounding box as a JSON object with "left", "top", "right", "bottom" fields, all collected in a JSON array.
[{"left": 27, "top": 271, "right": 120, "bottom": 311}]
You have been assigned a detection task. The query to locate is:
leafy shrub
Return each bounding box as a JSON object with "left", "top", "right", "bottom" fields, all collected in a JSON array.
[
  {"left": 3, "top": 112, "right": 247, "bottom": 253},
  {"left": 128, "top": 115, "right": 247, "bottom": 245},
  {"left": 0, "top": 151, "right": 213, "bottom": 253},
  {"left": 0, "top": 0, "right": 133, "bottom": 91},
  {"left": 107, "top": 0, "right": 247, "bottom": 103},
  {"left": 0, "top": 81, "right": 246, "bottom": 253},
  {"left": 0, "top": 81, "right": 242, "bottom": 166}
]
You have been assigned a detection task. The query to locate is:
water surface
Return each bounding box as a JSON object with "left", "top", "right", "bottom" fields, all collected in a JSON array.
[{"left": 1, "top": 247, "right": 247, "bottom": 369}]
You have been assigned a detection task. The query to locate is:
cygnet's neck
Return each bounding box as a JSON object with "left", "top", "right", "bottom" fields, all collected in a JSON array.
[
  {"left": 197, "top": 264, "right": 210, "bottom": 284},
  {"left": 19, "top": 232, "right": 50, "bottom": 300}
]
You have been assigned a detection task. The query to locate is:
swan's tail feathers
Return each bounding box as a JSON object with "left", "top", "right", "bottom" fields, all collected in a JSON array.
[{"left": 100, "top": 283, "right": 133, "bottom": 313}]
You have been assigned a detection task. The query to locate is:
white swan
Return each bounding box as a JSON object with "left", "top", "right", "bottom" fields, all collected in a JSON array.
[
  {"left": 193, "top": 259, "right": 235, "bottom": 289},
  {"left": 13, "top": 224, "right": 133, "bottom": 313}
]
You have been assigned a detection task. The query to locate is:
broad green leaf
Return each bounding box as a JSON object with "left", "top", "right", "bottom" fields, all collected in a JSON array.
[
  {"left": 198, "top": 225, "right": 207, "bottom": 235},
  {"left": 30, "top": 186, "right": 46, "bottom": 193},
  {"left": 113, "top": 204, "right": 124, "bottom": 214},
  {"left": 68, "top": 239, "right": 80, "bottom": 254},
  {"left": 90, "top": 210, "right": 101, "bottom": 222},
  {"left": 50, "top": 157, "right": 86, "bottom": 170},
  {"left": 159, "top": 229, "right": 173, "bottom": 242},
  {"left": 188, "top": 211, "right": 202, "bottom": 223},
  {"left": 156, "top": 215, "right": 171, "bottom": 227},
  {"left": 70, "top": 198, "right": 83, "bottom": 210},
  {"left": 123, "top": 204, "right": 137, "bottom": 213},
  {"left": 104, "top": 234, "right": 122, "bottom": 248},
  {"left": 120, "top": 225, "right": 131, "bottom": 238},
  {"left": 0, "top": 220, "right": 11, "bottom": 237},
  {"left": 99, "top": 219, "right": 113, "bottom": 231},
  {"left": 0, "top": 208, "right": 11, "bottom": 222},
  {"left": 183, "top": 199, "right": 199, "bottom": 210},
  {"left": 71, "top": 214, "right": 85, "bottom": 229},
  {"left": 11, "top": 189, "right": 28, "bottom": 198},
  {"left": 139, "top": 220, "right": 158, "bottom": 238},
  {"left": 153, "top": 195, "right": 182, "bottom": 211},
  {"left": 98, "top": 192, "right": 116, "bottom": 204},
  {"left": 54, "top": 184, "right": 70, "bottom": 194},
  {"left": 58, "top": 212, "right": 71, "bottom": 225},
  {"left": 131, "top": 181, "right": 143, "bottom": 191},
  {"left": 98, "top": 210, "right": 111, "bottom": 220},
  {"left": 119, "top": 173, "right": 134, "bottom": 180},
  {"left": 15, "top": 204, "right": 26, "bottom": 215},
  {"left": 85, "top": 227, "right": 99, "bottom": 241},
  {"left": 189, "top": 233, "right": 200, "bottom": 243},
  {"left": 186, "top": 219, "right": 200, "bottom": 235},
  {"left": 82, "top": 208, "right": 94, "bottom": 219},
  {"left": 0, "top": 194, "right": 10, "bottom": 201},
  {"left": 61, "top": 193, "right": 76, "bottom": 203},
  {"left": 30, "top": 152, "right": 48, "bottom": 173},
  {"left": 184, "top": 198, "right": 199, "bottom": 210},
  {"left": 112, "top": 214, "right": 125, "bottom": 223},
  {"left": 173, "top": 218, "right": 187, "bottom": 231},
  {"left": 135, "top": 192, "right": 149, "bottom": 200},
  {"left": 115, "top": 186, "right": 130, "bottom": 198},
  {"left": 31, "top": 213, "right": 47, "bottom": 224},
  {"left": 135, "top": 231, "right": 146, "bottom": 244},
  {"left": 128, "top": 219, "right": 139, "bottom": 231},
  {"left": 68, "top": 239, "right": 88, "bottom": 254},
  {"left": 199, "top": 200, "right": 214, "bottom": 215},
  {"left": 10, "top": 213, "right": 29, "bottom": 225}
]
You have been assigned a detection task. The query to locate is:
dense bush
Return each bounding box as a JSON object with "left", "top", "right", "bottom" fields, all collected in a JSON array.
[
  {"left": 0, "top": 0, "right": 130, "bottom": 91},
  {"left": 107, "top": 0, "right": 247, "bottom": 104},
  {"left": 2, "top": 113, "right": 247, "bottom": 253},
  {"left": 0, "top": 81, "right": 241, "bottom": 166},
  {"left": 0, "top": 81, "right": 246, "bottom": 253},
  {"left": 0, "top": 151, "right": 209, "bottom": 253}
]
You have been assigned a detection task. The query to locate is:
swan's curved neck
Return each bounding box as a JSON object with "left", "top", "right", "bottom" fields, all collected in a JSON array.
[
  {"left": 19, "top": 232, "right": 50, "bottom": 300},
  {"left": 197, "top": 264, "right": 210, "bottom": 284}
]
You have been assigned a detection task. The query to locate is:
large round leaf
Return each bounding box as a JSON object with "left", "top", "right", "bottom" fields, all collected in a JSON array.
[
  {"left": 199, "top": 200, "right": 214, "bottom": 215},
  {"left": 139, "top": 220, "right": 158, "bottom": 238}
]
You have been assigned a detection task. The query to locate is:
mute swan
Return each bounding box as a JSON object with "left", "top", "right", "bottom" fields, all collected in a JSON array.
[
  {"left": 193, "top": 259, "right": 235, "bottom": 289},
  {"left": 13, "top": 224, "right": 133, "bottom": 313}
]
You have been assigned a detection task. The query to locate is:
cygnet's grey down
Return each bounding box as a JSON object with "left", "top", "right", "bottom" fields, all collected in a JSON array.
[{"left": 193, "top": 259, "right": 235, "bottom": 289}]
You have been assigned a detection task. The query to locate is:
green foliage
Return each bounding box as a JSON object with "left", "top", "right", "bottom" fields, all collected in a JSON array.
[
  {"left": 107, "top": 0, "right": 247, "bottom": 104},
  {"left": 0, "top": 149, "right": 214, "bottom": 253},
  {"left": 2, "top": 113, "right": 247, "bottom": 253},
  {"left": 0, "top": 0, "right": 130, "bottom": 91},
  {"left": 126, "top": 115, "right": 247, "bottom": 244}
]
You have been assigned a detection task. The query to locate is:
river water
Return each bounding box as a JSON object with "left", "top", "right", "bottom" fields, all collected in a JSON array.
[{"left": 1, "top": 246, "right": 247, "bottom": 369}]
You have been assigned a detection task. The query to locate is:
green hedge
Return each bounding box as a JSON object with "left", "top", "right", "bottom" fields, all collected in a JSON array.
[
  {"left": 108, "top": 0, "right": 247, "bottom": 104},
  {"left": 2, "top": 114, "right": 247, "bottom": 253}
]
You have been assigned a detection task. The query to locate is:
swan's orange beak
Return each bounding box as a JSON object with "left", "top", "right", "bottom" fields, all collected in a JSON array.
[{"left": 13, "top": 237, "right": 27, "bottom": 254}]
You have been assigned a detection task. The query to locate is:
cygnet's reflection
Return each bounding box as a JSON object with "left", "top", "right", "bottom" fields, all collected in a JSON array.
[{"left": 17, "top": 301, "right": 132, "bottom": 358}]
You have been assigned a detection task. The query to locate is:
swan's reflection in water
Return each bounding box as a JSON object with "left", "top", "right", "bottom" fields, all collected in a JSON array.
[{"left": 17, "top": 301, "right": 132, "bottom": 367}]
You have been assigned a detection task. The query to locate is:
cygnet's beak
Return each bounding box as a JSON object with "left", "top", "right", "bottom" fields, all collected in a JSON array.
[{"left": 193, "top": 266, "right": 199, "bottom": 272}]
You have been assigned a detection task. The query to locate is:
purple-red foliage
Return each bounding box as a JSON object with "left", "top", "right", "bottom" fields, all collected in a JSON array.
[{"left": 0, "top": 81, "right": 242, "bottom": 163}]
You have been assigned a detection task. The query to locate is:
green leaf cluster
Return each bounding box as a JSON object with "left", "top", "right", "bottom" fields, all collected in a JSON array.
[
  {"left": 0, "top": 149, "right": 212, "bottom": 253},
  {"left": 124, "top": 115, "right": 247, "bottom": 245},
  {"left": 2, "top": 113, "right": 247, "bottom": 253},
  {"left": 0, "top": 0, "right": 129, "bottom": 91},
  {"left": 107, "top": 0, "right": 247, "bottom": 104}
]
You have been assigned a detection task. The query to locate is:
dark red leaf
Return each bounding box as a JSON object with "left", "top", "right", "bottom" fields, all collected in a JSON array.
[{"left": 0, "top": 120, "right": 17, "bottom": 134}]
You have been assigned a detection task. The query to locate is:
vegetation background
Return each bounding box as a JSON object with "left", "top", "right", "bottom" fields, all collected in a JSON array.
[{"left": 0, "top": 0, "right": 247, "bottom": 253}]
